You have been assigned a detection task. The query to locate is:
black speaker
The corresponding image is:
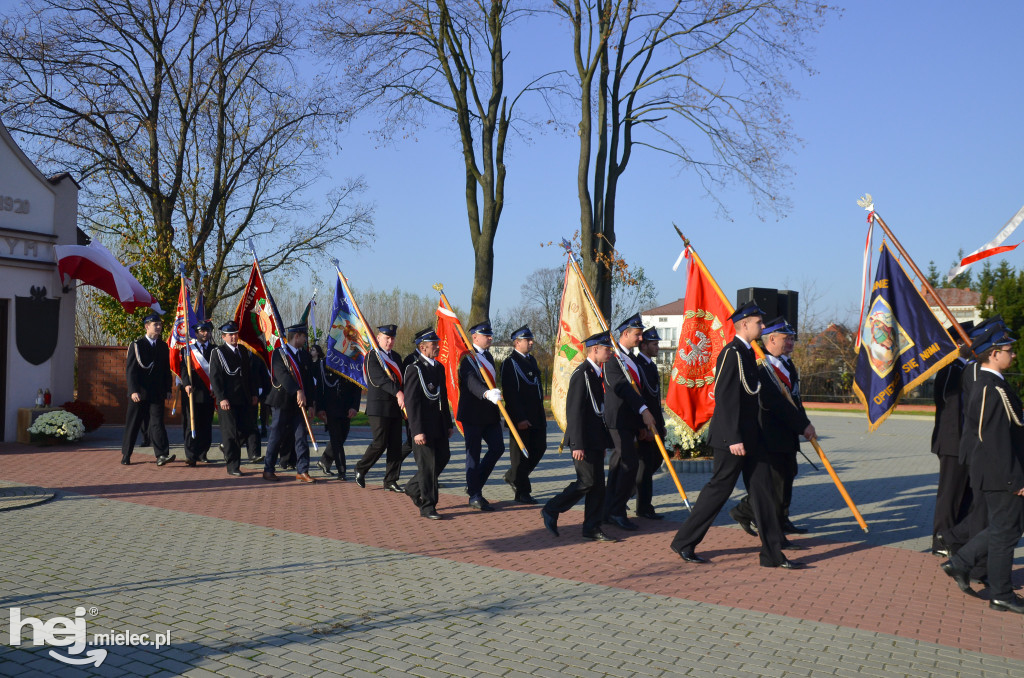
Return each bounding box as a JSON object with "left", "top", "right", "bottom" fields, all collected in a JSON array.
[
  {"left": 736, "top": 287, "right": 778, "bottom": 319},
  {"left": 777, "top": 290, "right": 799, "bottom": 331}
]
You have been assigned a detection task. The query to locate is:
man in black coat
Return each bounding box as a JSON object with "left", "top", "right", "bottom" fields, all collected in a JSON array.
[
  {"left": 354, "top": 324, "right": 410, "bottom": 491},
  {"left": 668, "top": 301, "right": 800, "bottom": 569},
  {"left": 458, "top": 320, "right": 505, "bottom": 512},
  {"left": 121, "top": 313, "right": 174, "bottom": 465},
  {"left": 603, "top": 313, "right": 657, "bottom": 531},
  {"left": 210, "top": 321, "right": 258, "bottom": 476},
  {"left": 542, "top": 331, "right": 616, "bottom": 542},
  {"left": 315, "top": 348, "right": 363, "bottom": 480},
  {"left": 246, "top": 350, "right": 269, "bottom": 464},
  {"left": 942, "top": 323, "right": 1024, "bottom": 613},
  {"left": 500, "top": 325, "right": 547, "bottom": 504},
  {"left": 263, "top": 324, "right": 317, "bottom": 483},
  {"left": 179, "top": 320, "right": 216, "bottom": 466},
  {"left": 633, "top": 327, "right": 667, "bottom": 520},
  {"left": 403, "top": 328, "right": 454, "bottom": 519}
]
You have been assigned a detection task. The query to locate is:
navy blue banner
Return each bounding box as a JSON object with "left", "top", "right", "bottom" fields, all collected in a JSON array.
[
  {"left": 853, "top": 242, "right": 958, "bottom": 430},
  {"left": 325, "top": 276, "right": 368, "bottom": 388}
]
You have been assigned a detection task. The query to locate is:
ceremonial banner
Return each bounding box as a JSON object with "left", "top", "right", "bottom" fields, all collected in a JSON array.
[
  {"left": 233, "top": 260, "right": 285, "bottom": 368},
  {"left": 435, "top": 304, "right": 470, "bottom": 434},
  {"left": 551, "top": 260, "right": 604, "bottom": 432},
  {"left": 168, "top": 273, "right": 198, "bottom": 379},
  {"left": 193, "top": 280, "right": 206, "bottom": 321},
  {"left": 854, "top": 242, "right": 959, "bottom": 431},
  {"left": 325, "top": 277, "right": 369, "bottom": 388},
  {"left": 55, "top": 241, "right": 160, "bottom": 313},
  {"left": 665, "top": 249, "right": 735, "bottom": 436}
]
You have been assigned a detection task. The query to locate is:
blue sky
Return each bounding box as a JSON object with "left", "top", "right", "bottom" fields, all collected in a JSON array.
[{"left": 316, "top": 1, "right": 1024, "bottom": 328}]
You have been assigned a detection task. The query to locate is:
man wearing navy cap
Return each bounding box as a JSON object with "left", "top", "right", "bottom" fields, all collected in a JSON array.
[
  {"left": 458, "top": 320, "right": 505, "bottom": 511},
  {"left": 263, "top": 323, "right": 317, "bottom": 483},
  {"left": 403, "top": 328, "right": 454, "bottom": 519},
  {"left": 179, "top": 319, "right": 216, "bottom": 466},
  {"left": 603, "top": 312, "right": 658, "bottom": 531},
  {"left": 942, "top": 324, "right": 1024, "bottom": 612},
  {"left": 542, "top": 331, "right": 616, "bottom": 542},
  {"left": 210, "top": 321, "right": 258, "bottom": 476},
  {"left": 500, "top": 325, "right": 547, "bottom": 504},
  {"left": 121, "top": 313, "right": 174, "bottom": 466},
  {"left": 633, "top": 327, "right": 667, "bottom": 520},
  {"left": 353, "top": 324, "right": 410, "bottom": 491},
  {"left": 669, "top": 300, "right": 800, "bottom": 568}
]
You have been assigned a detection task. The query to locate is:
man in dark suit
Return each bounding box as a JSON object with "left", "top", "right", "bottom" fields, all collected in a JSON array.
[
  {"left": 121, "top": 313, "right": 174, "bottom": 466},
  {"left": 458, "top": 320, "right": 505, "bottom": 512},
  {"left": 500, "top": 325, "right": 547, "bottom": 504},
  {"left": 246, "top": 350, "right": 269, "bottom": 464},
  {"left": 179, "top": 320, "right": 216, "bottom": 466},
  {"left": 603, "top": 313, "right": 657, "bottom": 531},
  {"left": 542, "top": 331, "right": 616, "bottom": 542},
  {"left": 315, "top": 347, "right": 363, "bottom": 480},
  {"left": 210, "top": 321, "right": 258, "bottom": 476},
  {"left": 730, "top": 317, "right": 815, "bottom": 541},
  {"left": 633, "top": 327, "right": 667, "bottom": 520},
  {"left": 930, "top": 321, "right": 974, "bottom": 555},
  {"left": 668, "top": 301, "right": 801, "bottom": 569},
  {"left": 942, "top": 323, "right": 1024, "bottom": 613},
  {"left": 353, "top": 325, "right": 410, "bottom": 491},
  {"left": 263, "top": 323, "right": 317, "bottom": 483},
  {"left": 403, "top": 328, "right": 454, "bottom": 520}
]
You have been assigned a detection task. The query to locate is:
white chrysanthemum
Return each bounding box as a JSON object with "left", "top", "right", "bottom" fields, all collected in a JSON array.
[{"left": 28, "top": 410, "right": 85, "bottom": 442}]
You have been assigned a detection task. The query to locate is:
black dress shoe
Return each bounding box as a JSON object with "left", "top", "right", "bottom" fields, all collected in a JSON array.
[
  {"left": 973, "top": 576, "right": 991, "bottom": 588},
  {"left": 782, "top": 520, "right": 809, "bottom": 534},
  {"left": 384, "top": 481, "right": 405, "bottom": 493},
  {"left": 934, "top": 533, "right": 953, "bottom": 557},
  {"left": 990, "top": 595, "right": 1024, "bottom": 613},
  {"left": 469, "top": 498, "right": 496, "bottom": 512},
  {"left": 504, "top": 476, "right": 518, "bottom": 494},
  {"left": 582, "top": 530, "right": 617, "bottom": 543},
  {"left": 636, "top": 509, "right": 663, "bottom": 520},
  {"left": 671, "top": 545, "right": 709, "bottom": 564},
  {"left": 316, "top": 460, "right": 335, "bottom": 476},
  {"left": 423, "top": 511, "right": 443, "bottom": 520},
  {"left": 355, "top": 472, "right": 366, "bottom": 488},
  {"left": 608, "top": 515, "right": 639, "bottom": 531},
  {"left": 781, "top": 540, "right": 808, "bottom": 551},
  {"left": 729, "top": 508, "right": 758, "bottom": 536},
  {"left": 249, "top": 455, "right": 264, "bottom": 464},
  {"left": 120, "top": 459, "right": 131, "bottom": 465},
  {"left": 156, "top": 455, "right": 169, "bottom": 466},
  {"left": 186, "top": 460, "right": 197, "bottom": 467},
  {"left": 542, "top": 508, "right": 559, "bottom": 537},
  {"left": 515, "top": 494, "right": 538, "bottom": 505},
  {"left": 200, "top": 454, "right": 211, "bottom": 463},
  {"left": 941, "top": 561, "right": 978, "bottom": 597},
  {"left": 227, "top": 470, "right": 242, "bottom": 476},
  {"left": 338, "top": 472, "right": 348, "bottom": 481},
  {"left": 773, "top": 559, "right": 806, "bottom": 570}
]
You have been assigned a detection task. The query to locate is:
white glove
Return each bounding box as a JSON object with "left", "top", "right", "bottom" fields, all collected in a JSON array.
[{"left": 484, "top": 388, "right": 502, "bottom": 404}]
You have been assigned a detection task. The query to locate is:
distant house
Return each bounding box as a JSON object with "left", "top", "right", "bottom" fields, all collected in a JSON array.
[
  {"left": 641, "top": 298, "right": 685, "bottom": 369},
  {"left": 923, "top": 288, "right": 992, "bottom": 328}
]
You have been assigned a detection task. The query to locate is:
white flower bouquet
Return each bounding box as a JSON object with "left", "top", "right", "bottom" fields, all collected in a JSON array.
[
  {"left": 28, "top": 410, "right": 85, "bottom": 443},
  {"left": 663, "top": 410, "right": 710, "bottom": 458}
]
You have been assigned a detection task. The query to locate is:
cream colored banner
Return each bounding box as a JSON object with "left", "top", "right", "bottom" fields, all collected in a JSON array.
[{"left": 550, "top": 262, "right": 604, "bottom": 432}]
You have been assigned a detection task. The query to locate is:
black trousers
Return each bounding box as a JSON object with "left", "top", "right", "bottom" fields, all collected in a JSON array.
[
  {"left": 934, "top": 454, "right": 971, "bottom": 547},
  {"left": 244, "top": 405, "right": 262, "bottom": 460},
  {"left": 951, "top": 489, "right": 1024, "bottom": 600},
  {"left": 355, "top": 415, "right": 409, "bottom": 484},
  {"left": 218, "top": 403, "right": 252, "bottom": 474},
  {"left": 321, "top": 415, "right": 353, "bottom": 473},
  {"left": 181, "top": 390, "right": 214, "bottom": 462},
  {"left": 122, "top": 399, "right": 168, "bottom": 461},
  {"left": 264, "top": 406, "right": 310, "bottom": 474},
  {"left": 944, "top": 490, "right": 989, "bottom": 579},
  {"left": 669, "top": 446, "right": 786, "bottom": 566},
  {"left": 405, "top": 435, "right": 451, "bottom": 515},
  {"left": 733, "top": 449, "right": 797, "bottom": 526},
  {"left": 605, "top": 428, "right": 640, "bottom": 519},
  {"left": 544, "top": 448, "right": 605, "bottom": 534},
  {"left": 463, "top": 421, "right": 505, "bottom": 501},
  {"left": 505, "top": 423, "right": 547, "bottom": 496},
  {"left": 634, "top": 438, "right": 662, "bottom": 514}
]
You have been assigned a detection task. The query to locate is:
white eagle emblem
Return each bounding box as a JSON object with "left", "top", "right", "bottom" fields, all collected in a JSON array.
[{"left": 679, "top": 331, "right": 712, "bottom": 366}]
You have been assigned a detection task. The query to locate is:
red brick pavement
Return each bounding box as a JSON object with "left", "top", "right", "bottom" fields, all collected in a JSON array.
[{"left": 2, "top": 441, "right": 1022, "bottom": 660}]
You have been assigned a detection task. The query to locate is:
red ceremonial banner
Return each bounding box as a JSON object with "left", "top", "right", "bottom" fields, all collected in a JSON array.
[
  {"left": 434, "top": 305, "right": 469, "bottom": 434},
  {"left": 233, "top": 261, "right": 285, "bottom": 369},
  {"left": 665, "top": 250, "right": 735, "bottom": 436},
  {"left": 168, "top": 277, "right": 195, "bottom": 379}
]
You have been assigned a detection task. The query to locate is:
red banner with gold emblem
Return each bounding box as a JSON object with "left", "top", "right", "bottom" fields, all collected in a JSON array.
[
  {"left": 665, "top": 249, "right": 735, "bottom": 436},
  {"left": 232, "top": 260, "right": 286, "bottom": 369},
  {"left": 435, "top": 304, "right": 470, "bottom": 434}
]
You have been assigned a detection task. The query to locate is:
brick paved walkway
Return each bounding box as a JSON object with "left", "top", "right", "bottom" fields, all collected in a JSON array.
[{"left": 1, "top": 413, "right": 1022, "bottom": 677}]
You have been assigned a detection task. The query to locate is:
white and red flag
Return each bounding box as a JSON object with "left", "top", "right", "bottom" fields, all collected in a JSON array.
[
  {"left": 168, "top": 269, "right": 199, "bottom": 380},
  {"left": 947, "top": 204, "right": 1024, "bottom": 282},
  {"left": 54, "top": 241, "right": 161, "bottom": 313}
]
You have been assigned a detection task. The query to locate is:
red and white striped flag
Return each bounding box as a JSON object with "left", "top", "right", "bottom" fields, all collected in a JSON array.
[{"left": 947, "top": 204, "right": 1024, "bottom": 282}]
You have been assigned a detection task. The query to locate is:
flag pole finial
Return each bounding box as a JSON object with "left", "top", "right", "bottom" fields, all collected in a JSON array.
[
  {"left": 857, "top": 194, "right": 874, "bottom": 211},
  {"left": 432, "top": 283, "right": 444, "bottom": 292}
]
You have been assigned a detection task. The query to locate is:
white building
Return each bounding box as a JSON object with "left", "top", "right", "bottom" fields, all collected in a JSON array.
[
  {"left": 641, "top": 298, "right": 686, "bottom": 369},
  {"left": 0, "top": 121, "right": 79, "bottom": 441},
  {"left": 924, "top": 288, "right": 991, "bottom": 328}
]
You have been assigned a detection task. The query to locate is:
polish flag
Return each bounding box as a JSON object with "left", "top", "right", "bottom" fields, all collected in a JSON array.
[
  {"left": 54, "top": 241, "right": 161, "bottom": 314},
  {"left": 947, "top": 204, "right": 1024, "bottom": 282}
]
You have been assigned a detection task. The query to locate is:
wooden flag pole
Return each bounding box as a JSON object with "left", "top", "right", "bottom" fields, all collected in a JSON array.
[
  {"left": 180, "top": 270, "right": 196, "bottom": 438},
  {"left": 563, "top": 250, "right": 692, "bottom": 510},
  {"left": 674, "top": 225, "right": 868, "bottom": 532},
  {"left": 433, "top": 285, "right": 529, "bottom": 456}
]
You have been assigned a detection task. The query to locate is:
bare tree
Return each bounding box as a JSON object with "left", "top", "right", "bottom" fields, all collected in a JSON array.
[
  {"left": 517, "top": 265, "right": 564, "bottom": 349},
  {"left": 555, "top": 0, "right": 834, "bottom": 315}
]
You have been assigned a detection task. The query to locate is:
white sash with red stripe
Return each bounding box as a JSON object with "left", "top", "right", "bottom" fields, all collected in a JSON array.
[
  {"left": 188, "top": 342, "right": 212, "bottom": 392},
  {"left": 474, "top": 349, "right": 496, "bottom": 384},
  {"left": 616, "top": 346, "right": 640, "bottom": 386},
  {"left": 376, "top": 349, "right": 403, "bottom": 384}
]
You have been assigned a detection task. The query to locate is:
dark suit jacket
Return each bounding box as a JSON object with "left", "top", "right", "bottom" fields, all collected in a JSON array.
[
  {"left": 250, "top": 350, "right": 271, "bottom": 402},
  {"left": 757, "top": 360, "right": 810, "bottom": 455},
  {"left": 931, "top": 359, "right": 966, "bottom": 457},
  {"left": 958, "top": 361, "right": 981, "bottom": 464},
  {"left": 635, "top": 352, "right": 666, "bottom": 437},
  {"left": 603, "top": 347, "right": 648, "bottom": 431},
  {"left": 210, "top": 345, "right": 256, "bottom": 410},
  {"left": 566, "top": 360, "right": 613, "bottom": 451},
  {"left": 457, "top": 349, "right": 499, "bottom": 427},
  {"left": 265, "top": 345, "right": 315, "bottom": 411},
  {"left": 179, "top": 342, "right": 215, "bottom": 403},
  {"left": 126, "top": 337, "right": 172, "bottom": 402},
  {"left": 964, "top": 369, "right": 1024, "bottom": 492},
  {"left": 500, "top": 351, "right": 545, "bottom": 427},
  {"left": 317, "top": 361, "right": 362, "bottom": 417},
  {"left": 364, "top": 349, "right": 404, "bottom": 418},
  {"left": 404, "top": 352, "right": 453, "bottom": 440},
  {"left": 709, "top": 337, "right": 761, "bottom": 452}
]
